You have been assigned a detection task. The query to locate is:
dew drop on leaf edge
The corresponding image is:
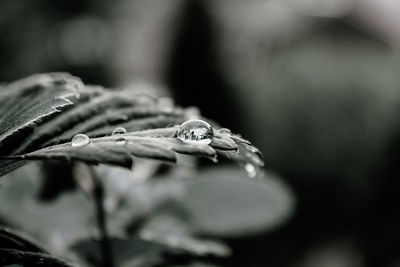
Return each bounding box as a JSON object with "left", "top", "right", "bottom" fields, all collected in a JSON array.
[
  {"left": 112, "top": 127, "right": 127, "bottom": 136},
  {"left": 177, "top": 119, "right": 214, "bottom": 145},
  {"left": 71, "top": 134, "right": 90, "bottom": 147},
  {"left": 244, "top": 163, "right": 257, "bottom": 178}
]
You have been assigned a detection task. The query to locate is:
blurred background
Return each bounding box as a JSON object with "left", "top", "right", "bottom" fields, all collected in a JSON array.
[{"left": 2, "top": 0, "right": 400, "bottom": 266}]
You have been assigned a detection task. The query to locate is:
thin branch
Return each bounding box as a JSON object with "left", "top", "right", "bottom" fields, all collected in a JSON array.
[{"left": 89, "top": 166, "right": 114, "bottom": 267}]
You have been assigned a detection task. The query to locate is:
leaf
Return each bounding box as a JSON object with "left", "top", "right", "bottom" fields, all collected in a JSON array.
[
  {"left": 0, "top": 73, "right": 263, "bottom": 176},
  {"left": 12, "top": 85, "right": 105, "bottom": 154},
  {"left": 0, "top": 163, "right": 291, "bottom": 267},
  {"left": 12, "top": 90, "right": 184, "bottom": 154},
  {"left": 0, "top": 164, "right": 291, "bottom": 257},
  {"left": 176, "top": 167, "right": 294, "bottom": 237},
  {"left": 98, "top": 166, "right": 294, "bottom": 237},
  {"left": 5, "top": 128, "right": 259, "bottom": 171}
]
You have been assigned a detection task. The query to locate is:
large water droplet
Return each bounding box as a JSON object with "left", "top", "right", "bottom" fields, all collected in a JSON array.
[
  {"left": 244, "top": 163, "right": 257, "bottom": 178},
  {"left": 71, "top": 134, "right": 90, "bottom": 147},
  {"left": 112, "top": 127, "right": 127, "bottom": 135},
  {"left": 177, "top": 119, "right": 214, "bottom": 145}
]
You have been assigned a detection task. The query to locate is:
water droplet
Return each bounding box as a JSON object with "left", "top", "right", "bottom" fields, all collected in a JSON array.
[
  {"left": 158, "top": 97, "right": 174, "bottom": 112},
  {"left": 177, "top": 119, "right": 214, "bottom": 145},
  {"left": 71, "top": 134, "right": 90, "bottom": 147},
  {"left": 115, "top": 137, "right": 127, "bottom": 145},
  {"left": 186, "top": 106, "right": 200, "bottom": 119},
  {"left": 112, "top": 127, "right": 127, "bottom": 135},
  {"left": 244, "top": 163, "right": 257, "bottom": 178},
  {"left": 219, "top": 128, "right": 232, "bottom": 134}
]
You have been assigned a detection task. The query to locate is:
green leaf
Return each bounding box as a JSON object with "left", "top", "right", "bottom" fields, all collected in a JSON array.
[
  {"left": 0, "top": 73, "right": 263, "bottom": 176},
  {"left": 8, "top": 128, "right": 244, "bottom": 169}
]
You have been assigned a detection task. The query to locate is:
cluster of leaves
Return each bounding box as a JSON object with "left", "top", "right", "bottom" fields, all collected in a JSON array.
[{"left": 0, "top": 73, "right": 293, "bottom": 266}]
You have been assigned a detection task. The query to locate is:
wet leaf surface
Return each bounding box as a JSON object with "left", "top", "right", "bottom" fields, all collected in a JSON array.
[{"left": 0, "top": 73, "right": 263, "bottom": 176}]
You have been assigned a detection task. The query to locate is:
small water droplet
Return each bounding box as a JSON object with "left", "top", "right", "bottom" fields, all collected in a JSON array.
[
  {"left": 112, "top": 127, "right": 127, "bottom": 135},
  {"left": 219, "top": 128, "right": 232, "bottom": 134},
  {"left": 244, "top": 163, "right": 257, "bottom": 178},
  {"left": 115, "top": 137, "right": 127, "bottom": 145},
  {"left": 71, "top": 134, "right": 90, "bottom": 147},
  {"left": 177, "top": 119, "right": 214, "bottom": 145},
  {"left": 158, "top": 97, "right": 174, "bottom": 112},
  {"left": 186, "top": 106, "right": 200, "bottom": 119}
]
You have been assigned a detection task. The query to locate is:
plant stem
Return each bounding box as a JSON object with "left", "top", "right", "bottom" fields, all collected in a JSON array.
[{"left": 90, "top": 167, "right": 114, "bottom": 267}]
